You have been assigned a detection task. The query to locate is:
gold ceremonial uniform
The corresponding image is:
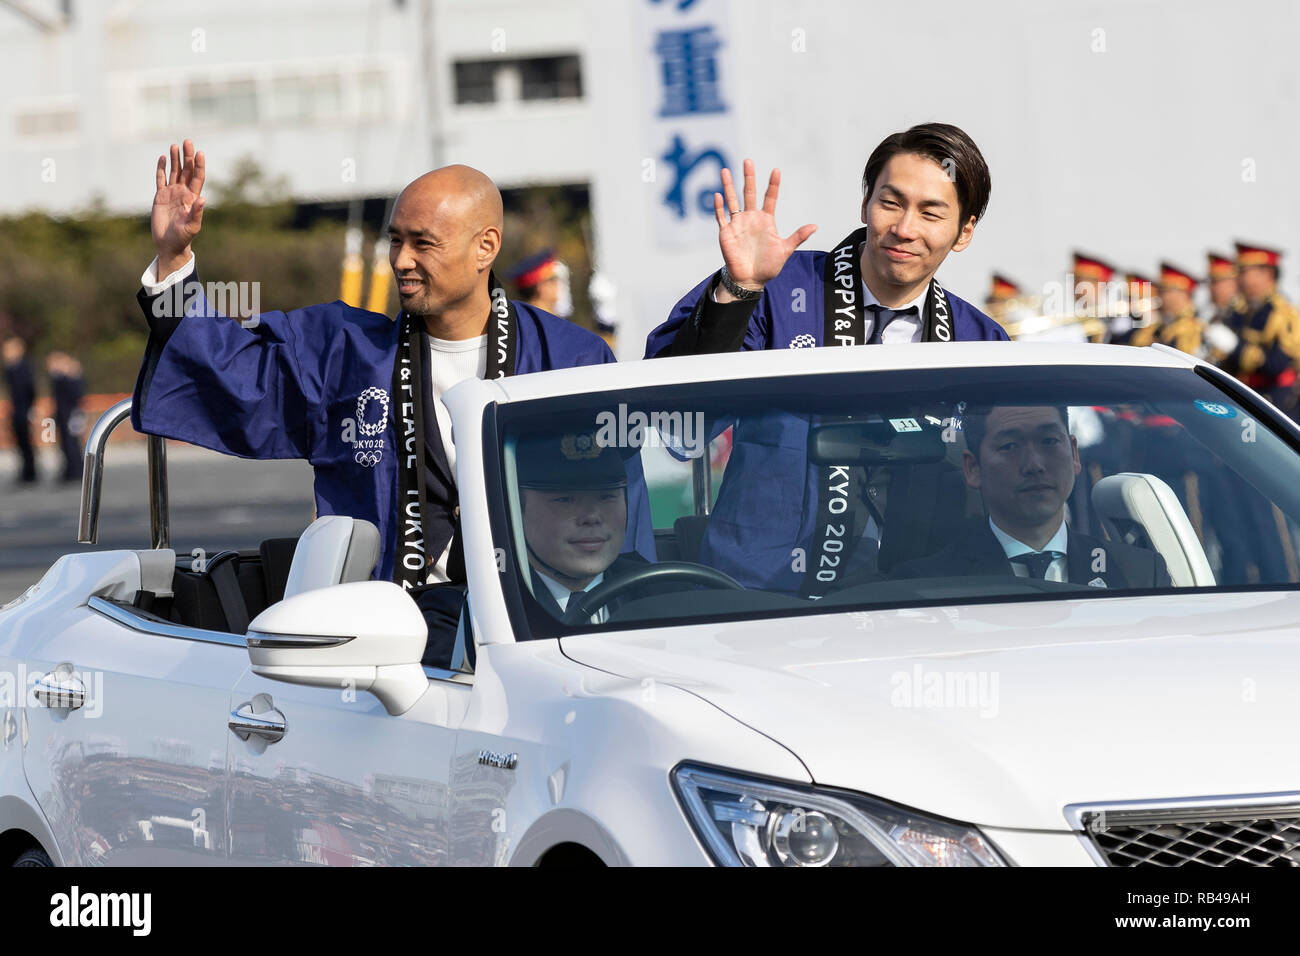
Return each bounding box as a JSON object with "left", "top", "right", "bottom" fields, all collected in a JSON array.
[
  {"left": 1225, "top": 292, "right": 1300, "bottom": 381},
  {"left": 1129, "top": 306, "right": 1205, "bottom": 357}
]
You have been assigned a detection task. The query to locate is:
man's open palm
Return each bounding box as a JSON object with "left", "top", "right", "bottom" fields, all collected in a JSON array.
[
  {"left": 152, "top": 140, "right": 206, "bottom": 260},
  {"left": 715, "top": 159, "right": 816, "bottom": 288}
]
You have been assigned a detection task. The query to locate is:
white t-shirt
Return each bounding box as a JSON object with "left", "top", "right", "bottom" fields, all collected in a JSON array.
[
  {"left": 426, "top": 334, "right": 488, "bottom": 478},
  {"left": 425, "top": 334, "right": 487, "bottom": 581}
]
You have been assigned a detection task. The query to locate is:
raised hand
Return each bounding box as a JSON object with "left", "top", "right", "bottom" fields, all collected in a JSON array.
[
  {"left": 713, "top": 159, "right": 816, "bottom": 296},
  {"left": 152, "top": 140, "right": 206, "bottom": 276}
]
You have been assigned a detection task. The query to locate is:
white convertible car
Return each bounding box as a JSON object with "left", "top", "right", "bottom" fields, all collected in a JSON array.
[{"left": 3, "top": 342, "right": 1300, "bottom": 866}]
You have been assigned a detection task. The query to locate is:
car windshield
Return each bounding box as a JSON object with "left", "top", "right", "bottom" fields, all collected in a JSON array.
[{"left": 492, "top": 363, "right": 1300, "bottom": 636}]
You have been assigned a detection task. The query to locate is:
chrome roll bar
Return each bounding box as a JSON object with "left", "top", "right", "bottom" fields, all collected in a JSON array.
[
  {"left": 691, "top": 455, "right": 712, "bottom": 517},
  {"left": 78, "top": 398, "right": 169, "bottom": 549}
]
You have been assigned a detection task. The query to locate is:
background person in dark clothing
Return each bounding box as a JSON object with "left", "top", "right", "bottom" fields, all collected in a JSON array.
[
  {"left": 47, "top": 351, "right": 85, "bottom": 482},
  {"left": 2, "top": 337, "right": 37, "bottom": 485}
]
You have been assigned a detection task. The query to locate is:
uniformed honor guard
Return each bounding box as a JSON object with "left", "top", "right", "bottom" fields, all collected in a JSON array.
[
  {"left": 1130, "top": 263, "right": 1205, "bottom": 356},
  {"left": 1206, "top": 251, "right": 1240, "bottom": 325},
  {"left": 1111, "top": 270, "right": 1157, "bottom": 346},
  {"left": 507, "top": 249, "right": 564, "bottom": 316},
  {"left": 1071, "top": 252, "right": 1119, "bottom": 343},
  {"left": 984, "top": 273, "right": 1022, "bottom": 330},
  {"left": 1202, "top": 252, "right": 1241, "bottom": 364},
  {"left": 133, "top": 141, "right": 654, "bottom": 587},
  {"left": 645, "top": 122, "right": 1006, "bottom": 593},
  {"left": 1219, "top": 242, "right": 1300, "bottom": 418}
]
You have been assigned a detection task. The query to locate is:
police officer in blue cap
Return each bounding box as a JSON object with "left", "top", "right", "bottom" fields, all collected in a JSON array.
[
  {"left": 418, "top": 428, "right": 644, "bottom": 666},
  {"left": 515, "top": 430, "right": 647, "bottom": 622}
]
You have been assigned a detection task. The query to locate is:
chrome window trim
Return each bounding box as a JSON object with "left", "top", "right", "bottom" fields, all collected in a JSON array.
[
  {"left": 90, "top": 596, "right": 473, "bottom": 683},
  {"left": 247, "top": 631, "right": 355, "bottom": 649},
  {"left": 88, "top": 596, "right": 247, "bottom": 647},
  {"left": 1064, "top": 790, "right": 1300, "bottom": 830}
]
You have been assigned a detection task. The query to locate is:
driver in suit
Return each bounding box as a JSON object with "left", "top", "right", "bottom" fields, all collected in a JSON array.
[{"left": 892, "top": 404, "right": 1171, "bottom": 588}]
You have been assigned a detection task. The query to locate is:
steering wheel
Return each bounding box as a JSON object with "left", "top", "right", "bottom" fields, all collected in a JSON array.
[{"left": 562, "top": 561, "right": 745, "bottom": 626}]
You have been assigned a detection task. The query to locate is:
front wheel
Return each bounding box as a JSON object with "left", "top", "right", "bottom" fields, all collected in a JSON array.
[{"left": 13, "top": 847, "right": 54, "bottom": 867}]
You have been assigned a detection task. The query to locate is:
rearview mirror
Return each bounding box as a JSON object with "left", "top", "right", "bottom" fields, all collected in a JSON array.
[
  {"left": 246, "top": 580, "right": 427, "bottom": 715},
  {"left": 808, "top": 419, "right": 947, "bottom": 465}
]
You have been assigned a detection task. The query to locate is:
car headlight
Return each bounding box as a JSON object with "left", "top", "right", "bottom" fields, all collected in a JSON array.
[{"left": 672, "top": 764, "right": 1006, "bottom": 867}]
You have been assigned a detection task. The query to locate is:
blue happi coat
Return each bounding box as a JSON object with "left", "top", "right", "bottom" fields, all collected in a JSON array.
[
  {"left": 645, "top": 249, "right": 1008, "bottom": 591},
  {"left": 133, "top": 287, "right": 655, "bottom": 581}
]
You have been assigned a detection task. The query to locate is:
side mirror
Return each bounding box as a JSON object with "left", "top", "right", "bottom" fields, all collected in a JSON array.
[{"left": 246, "top": 580, "right": 427, "bottom": 715}]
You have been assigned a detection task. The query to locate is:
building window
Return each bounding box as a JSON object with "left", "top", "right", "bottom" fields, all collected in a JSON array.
[
  {"left": 13, "top": 103, "right": 78, "bottom": 139},
  {"left": 453, "top": 54, "right": 582, "bottom": 105},
  {"left": 270, "top": 73, "right": 344, "bottom": 124},
  {"left": 138, "top": 85, "right": 174, "bottom": 128},
  {"left": 357, "top": 69, "right": 388, "bottom": 120},
  {"left": 130, "top": 59, "right": 400, "bottom": 134},
  {"left": 454, "top": 60, "right": 497, "bottom": 105},
  {"left": 188, "top": 78, "right": 259, "bottom": 127},
  {"left": 520, "top": 55, "right": 582, "bottom": 101}
]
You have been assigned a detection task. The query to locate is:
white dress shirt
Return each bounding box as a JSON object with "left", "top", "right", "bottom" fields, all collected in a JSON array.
[
  {"left": 861, "top": 278, "right": 928, "bottom": 344},
  {"left": 142, "top": 253, "right": 196, "bottom": 293},
  {"left": 535, "top": 570, "right": 609, "bottom": 623}
]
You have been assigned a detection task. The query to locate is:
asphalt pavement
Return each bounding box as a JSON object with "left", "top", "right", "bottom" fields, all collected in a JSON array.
[{"left": 0, "top": 445, "right": 315, "bottom": 602}]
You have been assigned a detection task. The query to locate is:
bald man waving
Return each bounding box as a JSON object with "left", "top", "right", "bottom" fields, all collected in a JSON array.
[{"left": 134, "top": 141, "right": 653, "bottom": 589}]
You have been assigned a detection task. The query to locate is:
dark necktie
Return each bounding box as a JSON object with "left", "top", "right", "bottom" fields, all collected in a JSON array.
[
  {"left": 1011, "top": 550, "right": 1063, "bottom": 580},
  {"left": 866, "top": 304, "right": 918, "bottom": 344}
]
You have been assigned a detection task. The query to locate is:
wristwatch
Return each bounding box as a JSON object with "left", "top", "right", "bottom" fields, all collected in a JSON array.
[{"left": 718, "top": 265, "right": 764, "bottom": 301}]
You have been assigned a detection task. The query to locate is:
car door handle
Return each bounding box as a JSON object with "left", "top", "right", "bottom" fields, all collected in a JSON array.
[
  {"left": 32, "top": 670, "right": 85, "bottom": 711},
  {"left": 229, "top": 694, "right": 287, "bottom": 743}
]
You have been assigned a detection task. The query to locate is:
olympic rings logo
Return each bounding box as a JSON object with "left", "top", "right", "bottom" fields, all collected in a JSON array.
[
  {"left": 355, "top": 449, "right": 383, "bottom": 468},
  {"left": 356, "top": 387, "right": 390, "bottom": 437}
]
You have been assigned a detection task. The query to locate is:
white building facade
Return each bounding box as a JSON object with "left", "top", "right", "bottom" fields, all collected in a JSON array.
[{"left": 2, "top": 0, "right": 1298, "bottom": 353}]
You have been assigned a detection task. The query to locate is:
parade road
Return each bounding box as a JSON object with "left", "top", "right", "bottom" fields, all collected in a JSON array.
[{"left": 0, "top": 445, "right": 315, "bottom": 602}]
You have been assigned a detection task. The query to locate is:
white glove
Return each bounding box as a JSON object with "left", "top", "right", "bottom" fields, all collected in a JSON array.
[{"left": 1204, "top": 322, "right": 1239, "bottom": 355}]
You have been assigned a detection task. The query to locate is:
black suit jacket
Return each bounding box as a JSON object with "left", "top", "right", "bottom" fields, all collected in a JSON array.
[{"left": 892, "top": 518, "right": 1171, "bottom": 589}]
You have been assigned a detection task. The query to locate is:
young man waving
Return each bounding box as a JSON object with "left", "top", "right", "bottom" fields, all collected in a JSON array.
[{"left": 646, "top": 123, "right": 1006, "bottom": 593}]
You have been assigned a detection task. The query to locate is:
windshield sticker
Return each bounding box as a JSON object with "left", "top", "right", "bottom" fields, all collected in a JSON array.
[
  {"left": 888, "top": 417, "right": 922, "bottom": 433},
  {"left": 1194, "top": 399, "right": 1236, "bottom": 418}
]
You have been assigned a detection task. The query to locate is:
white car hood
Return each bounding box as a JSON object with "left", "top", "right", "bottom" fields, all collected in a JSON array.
[{"left": 561, "top": 591, "right": 1300, "bottom": 830}]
